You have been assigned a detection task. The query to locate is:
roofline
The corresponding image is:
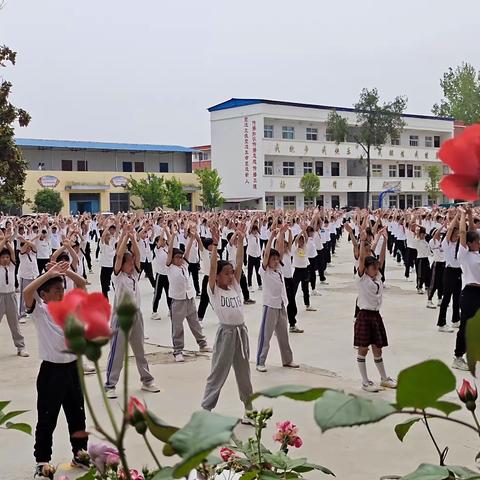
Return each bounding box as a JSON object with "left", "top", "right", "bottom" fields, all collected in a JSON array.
[
  {"left": 190, "top": 145, "right": 211, "bottom": 149},
  {"left": 208, "top": 98, "right": 455, "bottom": 122},
  {"left": 15, "top": 138, "right": 199, "bottom": 153}
]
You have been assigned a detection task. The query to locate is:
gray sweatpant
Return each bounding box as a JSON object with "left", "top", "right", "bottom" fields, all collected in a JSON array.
[
  {"left": 0, "top": 292, "right": 25, "bottom": 350},
  {"left": 105, "top": 312, "right": 154, "bottom": 389},
  {"left": 201, "top": 323, "right": 253, "bottom": 411},
  {"left": 171, "top": 298, "right": 207, "bottom": 355},
  {"left": 256, "top": 305, "right": 293, "bottom": 367}
]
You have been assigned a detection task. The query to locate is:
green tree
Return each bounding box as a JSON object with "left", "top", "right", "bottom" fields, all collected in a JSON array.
[
  {"left": 195, "top": 168, "right": 224, "bottom": 210},
  {"left": 165, "top": 176, "right": 188, "bottom": 210},
  {"left": 432, "top": 62, "right": 480, "bottom": 125},
  {"left": 0, "top": 44, "right": 31, "bottom": 209},
  {"left": 300, "top": 172, "right": 320, "bottom": 205},
  {"left": 425, "top": 165, "right": 442, "bottom": 205},
  {"left": 126, "top": 174, "right": 166, "bottom": 210},
  {"left": 33, "top": 189, "right": 63, "bottom": 215},
  {"left": 327, "top": 88, "right": 406, "bottom": 208}
]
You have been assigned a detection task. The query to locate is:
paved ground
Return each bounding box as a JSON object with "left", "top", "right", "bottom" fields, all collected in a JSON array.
[{"left": 1, "top": 238, "right": 477, "bottom": 479}]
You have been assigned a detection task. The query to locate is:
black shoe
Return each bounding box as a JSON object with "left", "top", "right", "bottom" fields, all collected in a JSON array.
[
  {"left": 244, "top": 299, "right": 256, "bottom": 305},
  {"left": 71, "top": 450, "right": 91, "bottom": 470},
  {"left": 34, "top": 464, "right": 55, "bottom": 479}
]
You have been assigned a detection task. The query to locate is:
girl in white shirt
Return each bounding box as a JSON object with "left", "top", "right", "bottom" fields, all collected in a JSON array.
[
  {"left": 427, "top": 227, "right": 446, "bottom": 309},
  {"left": 99, "top": 225, "right": 117, "bottom": 298},
  {"left": 246, "top": 224, "right": 262, "bottom": 291},
  {"left": 413, "top": 226, "right": 431, "bottom": 294},
  {"left": 354, "top": 228, "right": 396, "bottom": 393},
  {"left": 151, "top": 234, "right": 170, "bottom": 320},
  {"left": 18, "top": 238, "right": 39, "bottom": 321},
  {"left": 291, "top": 228, "right": 316, "bottom": 312},
  {"left": 34, "top": 229, "right": 52, "bottom": 274},
  {"left": 138, "top": 229, "right": 156, "bottom": 289}
]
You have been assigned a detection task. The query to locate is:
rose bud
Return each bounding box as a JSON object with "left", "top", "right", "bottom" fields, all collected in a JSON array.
[{"left": 458, "top": 379, "right": 478, "bottom": 411}]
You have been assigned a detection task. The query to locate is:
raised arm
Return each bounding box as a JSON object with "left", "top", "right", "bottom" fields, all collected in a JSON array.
[
  {"left": 234, "top": 223, "right": 246, "bottom": 282},
  {"left": 128, "top": 231, "right": 141, "bottom": 271},
  {"left": 262, "top": 228, "right": 278, "bottom": 269},
  {"left": 459, "top": 209, "right": 467, "bottom": 248},
  {"left": 208, "top": 227, "right": 220, "bottom": 292},
  {"left": 357, "top": 230, "right": 368, "bottom": 276},
  {"left": 114, "top": 232, "right": 129, "bottom": 274},
  {"left": 65, "top": 269, "right": 87, "bottom": 290},
  {"left": 446, "top": 211, "right": 460, "bottom": 243},
  {"left": 378, "top": 228, "right": 388, "bottom": 270}
]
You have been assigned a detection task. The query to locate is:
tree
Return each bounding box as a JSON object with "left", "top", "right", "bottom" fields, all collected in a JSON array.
[
  {"left": 33, "top": 189, "right": 63, "bottom": 215},
  {"left": 165, "top": 176, "right": 188, "bottom": 210},
  {"left": 432, "top": 63, "right": 480, "bottom": 125},
  {"left": 425, "top": 165, "right": 442, "bottom": 205},
  {"left": 195, "top": 168, "right": 224, "bottom": 210},
  {"left": 0, "top": 44, "right": 31, "bottom": 209},
  {"left": 126, "top": 174, "right": 166, "bottom": 210},
  {"left": 300, "top": 172, "right": 320, "bottom": 205},
  {"left": 327, "top": 88, "right": 407, "bottom": 208}
]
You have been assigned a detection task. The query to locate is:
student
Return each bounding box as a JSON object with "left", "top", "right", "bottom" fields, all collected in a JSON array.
[
  {"left": 151, "top": 234, "right": 171, "bottom": 320},
  {"left": 354, "top": 228, "right": 397, "bottom": 392},
  {"left": 201, "top": 224, "right": 254, "bottom": 421},
  {"left": 105, "top": 227, "right": 160, "bottom": 398},
  {"left": 166, "top": 225, "right": 211, "bottom": 362},
  {"left": 452, "top": 208, "right": 480, "bottom": 371},
  {"left": 0, "top": 234, "right": 28, "bottom": 357},
  {"left": 34, "top": 229, "right": 52, "bottom": 274},
  {"left": 256, "top": 228, "right": 300, "bottom": 372},
  {"left": 99, "top": 222, "right": 117, "bottom": 298},
  {"left": 306, "top": 226, "right": 321, "bottom": 296},
  {"left": 427, "top": 226, "right": 446, "bottom": 309},
  {"left": 138, "top": 228, "right": 156, "bottom": 289},
  {"left": 413, "top": 226, "right": 431, "bottom": 294},
  {"left": 197, "top": 234, "right": 215, "bottom": 321},
  {"left": 23, "top": 261, "right": 91, "bottom": 478},
  {"left": 292, "top": 225, "right": 316, "bottom": 312},
  {"left": 18, "top": 237, "right": 39, "bottom": 322},
  {"left": 185, "top": 228, "right": 201, "bottom": 297},
  {"left": 404, "top": 220, "right": 417, "bottom": 281},
  {"left": 246, "top": 223, "right": 262, "bottom": 291}
]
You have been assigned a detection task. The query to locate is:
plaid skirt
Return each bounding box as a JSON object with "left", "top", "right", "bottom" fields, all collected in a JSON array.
[{"left": 354, "top": 309, "right": 388, "bottom": 348}]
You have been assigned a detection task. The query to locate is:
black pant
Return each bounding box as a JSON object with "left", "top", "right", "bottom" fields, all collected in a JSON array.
[
  {"left": 100, "top": 266, "right": 114, "bottom": 298},
  {"left": 395, "top": 239, "right": 406, "bottom": 263},
  {"left": 293, "top": 267, "right": 310, "bottom": 307},
  {"left": 415, "top": 257, "right": 431, "bottom": 290},
  {"left": 428, "top": 261, "right": 445, "bottom": 301},
  {"left": 260, "top": 239, "right": 267, "bottom": 252},
  {"left": 404, "top": 247, "right": 417, "bottom": 278},
  {"left": 437, "top": 267, "right": 462, "bottom": 326},
  {"left": 324, "top": 241, "right": 332, "bottom": 264},
  {"left": 198, "top": 275, "right": 210, "bottom": 319},
  {"left": 308, "top": 257, "right": 317, "bottom": 290},
  {"left": 84, "top": 242, "right": 92, "bottom": 272},
  {"left": 285, "top": 277, "right": 297, "bottom": 327},
  {"left": 153, "top": 274, "right": 171, "bottom": 313},
  {"left": 220, "top": 239, "right": 228, "bottom": 260},
  {"left": 316, "top": 250, "right": 327, "bottom": 282},
  {"left": 188, "top": 262, "right": 201, "bottom": 295},
  {"left": 140, "top": 261, "right": 156, "bottom": 289},
  {"left": 247, "top": 255, "right": 262, "bottom": 288},
  {"left": 240, "top": 272, "right": 250, "bottom": 301},
  {"left": 387, "top": 232, "right": 394, "bottom": 254},
  {"left": 330, "top": 233, "right": 337, "bottom": 255},
  {"left": 34, "top": 361, "right": 87, "bottom": 463},
  {"left": 455, "top": 285, "right": 480, "bottom": 357}
]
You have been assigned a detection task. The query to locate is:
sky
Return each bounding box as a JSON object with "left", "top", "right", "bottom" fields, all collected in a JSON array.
[{"left": 1, "top": 0, "right": 479, "bottom": 147}]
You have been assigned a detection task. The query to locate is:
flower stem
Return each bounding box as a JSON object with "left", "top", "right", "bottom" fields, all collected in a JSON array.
[
  {"left": 397, "top": 409, "right": 479, "bottom": 434},
  {"left": 142, "top": 433, "right": 162, "bottom": 469},
  {"left": 422, "top": 410, "right": 445, "bottom": 466},
  {"left": 94, "top": 360, "right": 120, "bottom": 438},
  {"left": 471, "top": 410, "right": 480, "bottom": 435}
]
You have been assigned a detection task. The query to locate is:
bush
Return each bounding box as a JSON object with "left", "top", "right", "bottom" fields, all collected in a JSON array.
[{"left": 33, "top": 189, "right": 63, "bottom": 215}]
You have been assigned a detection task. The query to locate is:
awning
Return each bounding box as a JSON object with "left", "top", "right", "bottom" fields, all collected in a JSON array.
[
  {"left": 65, "top": 185, "right": 110, "bottom": 191},
  {"left": 224, "top": 197, "right": 263, "bottom": 203}
]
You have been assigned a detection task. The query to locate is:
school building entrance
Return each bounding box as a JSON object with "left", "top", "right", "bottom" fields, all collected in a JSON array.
[{"left": 69, "top": 193, "right": 100, "bottom": 214}]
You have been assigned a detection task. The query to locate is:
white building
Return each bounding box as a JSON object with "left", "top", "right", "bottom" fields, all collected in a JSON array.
[{"left": 209, "top": 98, "right": 454, "bottom": 210}]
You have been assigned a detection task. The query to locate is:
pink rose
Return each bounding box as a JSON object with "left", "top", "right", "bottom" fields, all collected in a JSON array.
[{"left": 292, "top": 436, "right": 303, "bottom": 448}]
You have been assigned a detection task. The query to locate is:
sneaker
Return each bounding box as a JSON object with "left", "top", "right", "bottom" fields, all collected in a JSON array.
[
  {"left": 151, "top": 312, "right": 162, "bottom": 320},
  {"left": 426, "top": 300, "right": 436, "bottom": 309},
  {"left": 196, "top": 293, "right": 201, "bottom": 298},
  {"left": 244, "top": 299, "right": 256, "bottom": 305},
  {"left": 89, "top": 269, "right": 93, "bottom": 274},
  {"left": 175, "top": 353, "right": 185, "bottom": 363},
  {"left": 417, "top": 288, "right": 425, "bottom": 295},
  {"left": 452, "top": 357, "right": 469, "bottom": 371},
  {"left": 17, "top": 349, "right": 30, "bottom": 357},
  {"left": 258, "top": 285, "right": 263, "bottom": 291},
  {"left": 249, "top": 287, "right": 255, "bottom": 293},
  {"left": 438, "top": 325, "right": 454, "bottom": 333},
  {"left": 141, "top": 383, "right": 161, "bottom": 393},
  {"left": 256, "top": 365, "right": 267, "bottom": 373},
  {"left": 305, "top": 306, "right": 317, "bottom": 312},
  {"left": 452, "top": 321, "right": 460, "bottom": 329},
  {"left": 320, "top": 280, "right": 329, "bottom": 285},
  {"left": 199, "top": 346, "right": 213, "bottom": 353},
  {"left": 144, "top": 334, "right": 149, "bottom": 340},
  {"left": 406, "top": 277, "right": 413, "bottom": 282},
  {"left": 283, "top": 362, "right": 300, "bottom": 369},
  {"left": 362, "top": 381, "right": 380, "bottom": 393},
  {"left": 383, "top": 283, "right": 389, "bottom": 289},
  {"left": 289, "top": 326, "right": 304, "bottom": 333},
  {"left": 311, "top": 290, "right": 322, "bottom": 296},
  {"left": 105, "top": 388, "right": 118, "bottom": 399},
  {"left": 380, "top": 377, "right": 397, "bottom": 389},
  {"left": 71, "top": 450, "right": 91, "bottom": 469},
  {"left": 437, "top": 298, "right": 443, "bottom": 307},
  {"left": 19, "top": 316, "right": 27, "bottom": 324},
  {"left": 83, "top": 362, "right": 96, "bottom": 375},
  {"left": 34, "top": 463, "right": 55, "bottom": 479}
]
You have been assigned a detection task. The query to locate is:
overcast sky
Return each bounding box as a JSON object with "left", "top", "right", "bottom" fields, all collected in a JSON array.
[{"left": 2, "top": 0, "right": 479, "bottom": 146}]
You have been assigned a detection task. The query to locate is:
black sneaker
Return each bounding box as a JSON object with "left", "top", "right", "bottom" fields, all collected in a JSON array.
[
  {"left": 244, "top": 299, "right": 256, "bottom": 305},
  {"left": 34, "top": 464, "right": 55, "bottom": 479},
  {"left": 71, "top": 450, "right": 91, "bottom": 470}
]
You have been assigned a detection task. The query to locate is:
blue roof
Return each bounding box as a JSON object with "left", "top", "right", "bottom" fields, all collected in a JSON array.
[
  {"left": 15, "top": 138, "right": 198, "bottom": 153},
  {"left": 208, "top": 98, "right": 454, "bottom": 121}
]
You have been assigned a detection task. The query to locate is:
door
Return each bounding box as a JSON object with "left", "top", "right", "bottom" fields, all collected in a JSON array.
[{"left": 399, "top": 195, "right": 406, "bottom": 209}]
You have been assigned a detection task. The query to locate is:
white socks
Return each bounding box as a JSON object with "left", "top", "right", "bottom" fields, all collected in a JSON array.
[
  {"left": 357, "top": 355, "right": 369, "bottom": 384},
  {"left": 374, "top": 356, "right": 388, "bottom": 380}
]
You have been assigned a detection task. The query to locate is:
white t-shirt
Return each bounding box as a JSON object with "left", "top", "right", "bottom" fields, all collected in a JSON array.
[
  {"left": 139, "top": 238, "right": 153, "bottom": 263},
  {"left": 50, "top": 232, "right": 62, "bottom": 250},
  {"left": 0, "top": 263, "right": 15, "bottom": 293},
  {"left": 306, "top": 237, "right": 317, "bottom": 259},
  {"left": 18, "top": 251, "right": 39, "bottom": 279},
  {"left": 112, "top": 270, "right": 141, "bottom": 308},
  {"left": 458, "top": 245, "right": 480, "bottom": 285},
  {"left": 429, "top": 238, "right": 446, "bottom": 263},
  {"left": 200, "top": 249, "right": 212, "bottom": 275},
  {"left": 246, "top": 234, "right": 261, "bottom": 258},
  {"left": 185, "top": 240, "right": 200, "bottom": 264},
  {"left": 207, "top": 280, "right": 244, "bottom": 325},
  {"left": 442, "top": 238, "right": 461, "bottom": 268},
  {"left": 153, "top": 246, "right": 168, "bottom": 276},
  {"left": 356, "top": 272, "right": 383, "bottom": 311},
  {"left": 259, "top": 265, "right": 288, "bottom": 309},
  {"left": 292, "top": 244, "right": 308, "bottom": 269},
  {"left": 226, "top": 243, "right": 237, "bottom": 269},
  {"left": 281, "top": 251, "right": 293, "bottom": 279},
  {"left": 35, "top": 238, "right": 52, "bottom": 259},
  {"left": 413, "top": 238, "right": 431, "bottom": 259},
  {"left": 167, "top": 262, "right": 196, "bottom": 300},
  {"left": 100, "top": 239, "right": 116, "bottom": 268}
]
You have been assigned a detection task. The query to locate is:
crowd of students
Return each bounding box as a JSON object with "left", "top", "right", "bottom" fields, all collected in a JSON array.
[{"left": 0, "top": 205, "right": 479, "bottom": 478}]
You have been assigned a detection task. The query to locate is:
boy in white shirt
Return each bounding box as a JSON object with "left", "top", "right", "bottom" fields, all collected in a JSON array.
[{"left": 18, "top": 237, "right": 39, "bottom": 321}]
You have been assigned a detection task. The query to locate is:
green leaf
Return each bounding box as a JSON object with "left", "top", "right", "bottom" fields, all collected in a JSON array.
[
  {"left": 169, "top": 410, "right": 239, "bottom": 478},
  {"left": 263, "top": 452, "right": 290, "bottom": 470},
  {"left": 293, "top": 462, "right": 335, "bottom": 475},
  {"left": 431, "top": 401, "right": 462, "bottom": 416},
  {"left": 259, "top": 472, "right": 282, "bottom": 479},
  {"left": 251, "top": 385, "right": 327, "bottom": 402},
  {"left": 400, "top": 463, "right": 451, "bottom": 480},
  {"left": 76, "top": 469, "right": 96, "bottom": 480},
  {"left": 0, "top": 401, "right": 10, "bottom": 412},
  {"left": 5, "top": 422, "right": 32, "bottom": 435},
  {"left": 394, "top": 418, "right": 421, "bottom": 442},
  {"left": 162, "top": 443, "right": 176, "bottom": 457},
  {"left": 240, "top": 472, "right": 260, "bottom": 480},
  {"left": 396, "top": 360, "right": 456, "bottom": 410},
  {"left": 314, "top": 390, "right": 396, "bottom": 432},
  {"left": 447, "top": 465, "right": 480, "bottom": 479},
  {"left": 0, "top": 410, "right": 28, "bottom": 426},
  {"left": 145, "top": 411, "right": 179, "bottom": 443},
  {"left": 466, "top": 310, "right": 480, "bottom": 376},
  {"left": 151, "top": 467, "right": 175, "bottom": 480}
]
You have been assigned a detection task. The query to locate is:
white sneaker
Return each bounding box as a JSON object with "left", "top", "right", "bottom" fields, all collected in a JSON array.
[
  {"left": 320, "top": 280, "right": 329, "bottom": 285},
  {"left": 438, "top": 325, "right": 454, "bottom": 333},
  {"left": 380, "top": 377, "right": 397, "bottom": 389},
  {"left": 17, "top": 349, "right": 30, "bottom": 357},
  {"left": 362, "top": 381, "right": 380, "bottom": 393},
  {"left": 311, "top": 290, "right": 322, "bottom": 296},
  {"left": 283, "top": 362, "right": 300, "bottom": 369},
  {"left": 151, "top": 312, "right": 162, "bottom": 320},
  {"left": 106, "top": 388, "right": 117, "bottom": 399},
  {"left": 199, "top": 346, "right": 213, "bottom": 353},
  {"left": 406, "top": 278, "right": 414, "bottom": 282},
  {"left": 452, "top": 357, "right": 469, "bottom": 371},
  {"left": 175, "top": 353, "right": 185, "bottom": 363},
  {"left": 306, "top": 306, "right": 317, "bottom": 312},
  {"left": 452, "top": 321, "right": 460, "bottom": 329},
  {"left": 383, "top": 283, "right": 389, "bottom": 289},
  {"left": 249, "top": 287, "right": 255, "bottom": 293},
  {"left": 141, "top": 383, "right": 161, "bottom": 393},
  {"left": 426, "top": 300, "right": 436, "bottom": 309},
  {"left": 19, "top": 316, "right": 27, "bottom": 325},
  {"left": 83, "top": 362, "right": 96, "bottom": 375},
  {"left": 256, "top": 365, "right": 267, "bottom": 372},
  {"left": 258, "top": 285, "right": 263, "bottom": 291},
  {"left": 417, "top": 288, "right": 425, "bottom": 295}
]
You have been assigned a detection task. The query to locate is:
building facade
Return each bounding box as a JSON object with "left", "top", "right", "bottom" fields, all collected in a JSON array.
[
  {"left": 17, "top": 139, "right": 201, "bottom": 215},
  {"left": 209, "top": 98, "right": 455, "bottom": 210},
  {"left": 191, "top": 145, "right": 212, "bottom": 171}
]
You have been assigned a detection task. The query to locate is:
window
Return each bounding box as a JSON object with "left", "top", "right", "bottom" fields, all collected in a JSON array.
[
  {"left": 389, "top": 165, "right": 397, "bottom": 178},
  {"left": 122, "top": 161, "right": 133, "bottom": 172},
  {"left": 389, "top": 196, "right": 398, "bottom": 208},
  {"left": 316, "top": 195, "right": 324, "bottom": 207},
  {"left": 407, "top": 164, "right": 413, "bottom": 178},
  {"left": 315, "top": 161, "right": 324, "bottom": 176},
  {"left": 61, "top": 159, "right": 73, "bottom": 171},
  {"left": 391, "top": 137, "right": 400, "bottom": 146},
  {"left": 110, "top": 193, "right": 129, "bottom": 214},
  {"left": 303, "top": 161, "right": 313, "bottom": 174},
  {"left": 264, "top": 160, "right": 274, "bottom": 176},
  {"left": 306, "top": 127, "right": 318, "bottom": 141},
  {"left": 159, "top": 162, "right": 169, "bottom": 173},
  {"left": 425, "top": 136, "right": 433, "bottom": 148},
  {"left": 265, "top": 195, "right": 275, "bottom": 210},
  {"left": 326, "top": 131, "right": 334, "bottom": 142},
  {"left": 264, "top": 125, "right": 274, "bottom": 139},
  {"left": 331, "top": 195, "right": 340, "bottom": 209},
  {"left": 398, "top": 164, "right": 405, "bottom": 177},
  {"left": 331, "top": 162, "right": 340, "bottom": 176},
  {"left": 198, "top": 151, "right": 209, "bottom": 161},
  {"left": 434, "top": 135, "right": 441, "bottom": 148},
  {"left": 414, "top": 165, "right": 422, "bottom": 178},
  {"left": 372, "top": 164, "right": 382, "bottom": 177},
  {"left": 372, "top": 195, "right": 379, "bottom": 209},
  {"left": 282, "top": 126, "right": 295, "bottom": 140},
  {"left": 77, "top": 160, "right": 88, "bottom": 171},
  {"left": 304, "top": 197, "right": 315, "bottom": 208},
  {"left": 414, "top": 195, "right": 422, "bottom": 208},
  {"left": 283, "top": 196, "right": 296, "bottom": 210},
  {"left": 134, "top": 162, "right": 144, "bottom": 173},
  {"left": 283, "top": 161, "right": 295, "bottom": 176},
  {"left": 409, "top": 135, "right": 419, "bottom": 147}
]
